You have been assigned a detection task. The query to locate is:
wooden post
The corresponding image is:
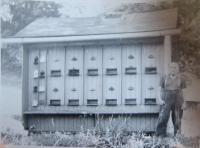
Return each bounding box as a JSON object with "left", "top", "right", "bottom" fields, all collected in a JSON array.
[
  {"left": 164, "top": 35, "right": 172, "bottom": 75},
  {"left": 164, "top": 35, "right": 174, "bottom": 134},
  {"left": 0, "top": 0, "right": 2, "bottom": 141}
]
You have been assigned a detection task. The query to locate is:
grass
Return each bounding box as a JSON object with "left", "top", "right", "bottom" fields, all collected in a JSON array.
[{"left": 1, "top": 116, "right": 198, "bottom": 148}]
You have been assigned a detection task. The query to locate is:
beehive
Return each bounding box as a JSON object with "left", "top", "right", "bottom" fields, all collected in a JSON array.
[{"left": 3, "top": 8, "right": 180, "bottom": 132}]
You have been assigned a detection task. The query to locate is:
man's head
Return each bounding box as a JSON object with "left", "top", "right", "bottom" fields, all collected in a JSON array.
[{"left": 168, "top": 62, "right": 179, "bottom": 75}]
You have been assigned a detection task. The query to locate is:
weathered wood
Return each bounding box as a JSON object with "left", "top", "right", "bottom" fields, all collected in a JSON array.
[
  {"left": 25, "top": 114, "right": 158, "bottom": 132},
  {"left": 164, "top": 35, "right": 172, "bottom": 74},
  {"left": 22, "top": 45, "right": 29, "bottom": 112},
  {"left": 14, "top": 8, "right": 178, "bottom": 38},
  {"left": 23, "top": 105, "right": 160, "bottom": 114},
  {"left": 2, "top": 29, "right": 180, "bottom": 44},
  {"left": 24, "top": 42, "right": 164, "bottom": 116}
]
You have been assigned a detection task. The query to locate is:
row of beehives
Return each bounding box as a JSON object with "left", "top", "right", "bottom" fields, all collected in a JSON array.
[{"left": 29, "top": 44, "right": 163, "bottom": 107}]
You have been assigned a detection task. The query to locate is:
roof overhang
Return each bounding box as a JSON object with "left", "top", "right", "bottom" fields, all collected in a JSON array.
[{"left": 2, "top": 28, "right": 181, "bottom": 44}]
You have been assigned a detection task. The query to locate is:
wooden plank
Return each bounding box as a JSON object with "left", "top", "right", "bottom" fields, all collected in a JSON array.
[
  {"left": 38, "top": 48, "right": 47, "bottom": 105},
  {"left": 84, "top": 45, "right": 103, "bottom": 105},
  {"left": 164, "top": 35, "right": 172, "bottom": 74},
  {"left": 47, "top": 46, "right": 65, "bottom": 105},
  {"left": 122, "top": 44, "right": 142, "bottom": 105},
  {"left": 22, "top": 45, "right": 29, "bottom": 112},
  {"left": 65, "top": 46, "right": 84, "bottom": 105},
  {"left": 2, "top": 29, "right": 180, "bottom": 44},
  {"left": 25, "top": 113, "right": 159, "bottom": 132},
  {"left": 28, "top": 49, "right": 39, "bottom": 107},
  {"left": 24, "top": 105, "right": 160, "bottom": 114},
  {"left": 142, "top": 44, "right": 162, "bottom": 105},
  {"left": 14, "top": 37, "right": 163, "bottom": 48},
  {"left": 103, "top": 45, "right": 122, "bottom": 105}
]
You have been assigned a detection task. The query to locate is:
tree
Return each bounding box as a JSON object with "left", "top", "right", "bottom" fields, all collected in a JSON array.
[
  {"left": 112, "top": 1, "right": 200, "bottom": 77},
  {"left": 1, "top": 0, "right": 61, "bottom": 76},
  {"left": 173, "top": 0, "right": 200, "bottom": 77},
  {"left": 1, "top": 0, "right": 61, "bottom": 37}
]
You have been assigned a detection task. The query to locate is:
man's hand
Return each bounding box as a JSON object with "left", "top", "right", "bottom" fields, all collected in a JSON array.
[
  {"left": 158, "top": 98, "right": 165, "bottom": 105},
  {"left": 182, "top": 102, "right": 187, "bottom": 110},
  {"left": 158, "top": 88, "right": 165, "bottom": 105}
]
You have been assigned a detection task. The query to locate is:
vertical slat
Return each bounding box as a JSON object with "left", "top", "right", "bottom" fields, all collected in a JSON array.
[
  {"left": 22, "top": 45, "right": 29, "bottom": 129},
  {"left": 103, "top": 45, "right": 121, "bottom": 105},
  {"left": 29, "top": 48, "right": 40, "bottom": 107},
  {"left": 41, "top": 115, "right": 45, "bottom": 131},
  {"left": 122, "top": 44, "right": 141, "bottom": 105},
  {"left": 44, "top": 116, "right": 49, "bottom": 131},
  {"left": 65, "top": 46, "right": 84, "bottom": 105},
  {"left": 73, "top": 116, "right": 78, "bottom": 131},
  {"left": 84, "top": 45, "right": 103, "bottom": 105},
  {"left": 131, "top": 115, "right": 137, "bottom": 131},
  {"left": 56, "top": 116, "right": 60, "bottom": 131},
  {"left": 164, "top": 35, "right": 172, "bottom": 74},
  {"left": 142, "top": 44, "right": 160, "bottom": 104},
  {"left": 22, "top": 45, "right": 29, "bottom": 111},
  {"left": 38, "top": 48, "right": 47, "bottom": 105},
  {"left": 59, "top": 116, "right": 63, "bottom": 131},
  {"left": 61, "top": 116, "right": 65, "bottom": 132},
  {"left": 47, "top": 45, "right": 65, "bottom": 105}
]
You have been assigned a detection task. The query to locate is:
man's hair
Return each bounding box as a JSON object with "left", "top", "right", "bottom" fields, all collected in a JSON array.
[{"left": 168, "top": 62, "right": 180, "bottom": 73}]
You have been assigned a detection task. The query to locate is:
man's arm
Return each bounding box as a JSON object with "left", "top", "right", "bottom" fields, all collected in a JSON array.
[
  {"left": 181, "top": 76, "right": 187, "bottom": 89},
  {"left": 158, "top": 75, "right": 165, "bottom": 105}
]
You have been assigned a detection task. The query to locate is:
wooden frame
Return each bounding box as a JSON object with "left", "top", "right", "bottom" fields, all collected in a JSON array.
[{"left": 2, "top": 29, "right": 180, "bottom": 44}]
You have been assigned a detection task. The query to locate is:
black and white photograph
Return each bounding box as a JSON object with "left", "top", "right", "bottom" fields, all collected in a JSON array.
[{"left": 1, "top": 0, "right": 200, "bottom": 147}]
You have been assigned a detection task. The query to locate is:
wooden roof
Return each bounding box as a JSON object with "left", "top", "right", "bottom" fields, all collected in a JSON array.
[{"left": 14, "top": 8, "right": 178, "bottom": 38}]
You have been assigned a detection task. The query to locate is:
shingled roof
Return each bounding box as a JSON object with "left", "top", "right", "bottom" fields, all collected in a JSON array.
[{"left": 14, "top": 8, "right": 178, "bottom": 38}]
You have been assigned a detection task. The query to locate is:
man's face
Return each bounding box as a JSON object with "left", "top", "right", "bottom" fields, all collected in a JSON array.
[{"left": 169, "top": 63, "right": 179, "bottom": 75}]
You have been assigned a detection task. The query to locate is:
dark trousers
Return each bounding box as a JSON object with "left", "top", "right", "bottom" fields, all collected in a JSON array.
[{"left": 156, "top": 90, "right": 183, "bottom": 136}]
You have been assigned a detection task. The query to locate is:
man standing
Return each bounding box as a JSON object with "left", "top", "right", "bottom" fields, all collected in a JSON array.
[{"left": 156, "top": 62, "right": 186, "bottom": 137}]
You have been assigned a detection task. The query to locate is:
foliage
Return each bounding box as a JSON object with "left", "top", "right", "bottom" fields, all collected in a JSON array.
[
  {"left": 1, "top": 0, "right": 61, "bottom": 37},
  {"left": 1, "top": 44, "right": 22, "bottom": 76},
  {"left": 113, "top": 0, "right": 200, "bottom": 77},
  {"left": 1, "top": 0, "right": 61, "bottom": 76},
  {"left": 173, "top": 0, "right": 200, "bottom": 77}
]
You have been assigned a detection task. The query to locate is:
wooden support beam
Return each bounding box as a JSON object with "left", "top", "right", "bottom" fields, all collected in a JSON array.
[
  {"left": 2, "top": 29, "right": 180, "bottom": 44},
  {"left": 164, "top": 35, "right": 172, "bottom": 74}
]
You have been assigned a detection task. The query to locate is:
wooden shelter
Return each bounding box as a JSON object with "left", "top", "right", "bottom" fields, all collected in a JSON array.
[{"left": 2, "top": 8, "right": 180, "bottom": 132}]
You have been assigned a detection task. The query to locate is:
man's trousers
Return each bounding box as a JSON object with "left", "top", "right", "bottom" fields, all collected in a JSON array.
[{"left": 156, "top": 90, "right": 183, "bottom": 136}]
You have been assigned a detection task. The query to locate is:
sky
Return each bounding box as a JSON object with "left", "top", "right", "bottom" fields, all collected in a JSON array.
[
  {"left": 58, "top": 0, "right": 133, "bottom": 17},
  {"left": 58, "top": 0, "right": 173, "bottom": 17}
]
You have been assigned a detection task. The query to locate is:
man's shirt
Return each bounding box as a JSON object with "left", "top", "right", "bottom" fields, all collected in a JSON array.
[{"left": 160, "top": 74, "right": 186, "bottom": 91}]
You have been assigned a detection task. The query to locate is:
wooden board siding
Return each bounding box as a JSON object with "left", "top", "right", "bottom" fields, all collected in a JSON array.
[
  {"left": 27, "top": 42, "right": 164, "bottom": 111},
  {"left": 22, "top": 45, "right": 29, "bottom": 112},
  {"left": 122, "top": 44, "right": 141, "bottom": 105},
  {"left": 65, "top": 46, "right": 84, "bottom": 106},
  {"left": 84, "top": 46, "right": 103, "bottom": 105},
  {"left": 47, "top": 47, "right": 65, "bottom": 105},
  {"left": 103, "top": 45, "right": 122, "bottom": 105},
  {"left": 25, "top": 105, "right": 160, "bottom": 114},
  {"left": 28, "top": 49, "right": 40, "bottom": 107},
  {"left": 142, "top": 44, "right": 164, "bottom": 105},
  {"left": 26, "top": 114, "right": 158, "bottom": 132},
  {"left": 38, "top": 49, "right": 47, "bottom": 105}
]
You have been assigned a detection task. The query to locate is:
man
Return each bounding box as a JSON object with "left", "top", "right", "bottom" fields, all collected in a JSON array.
[{"left": 156, "top": 62, "right": 186, "bottom": 137}]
